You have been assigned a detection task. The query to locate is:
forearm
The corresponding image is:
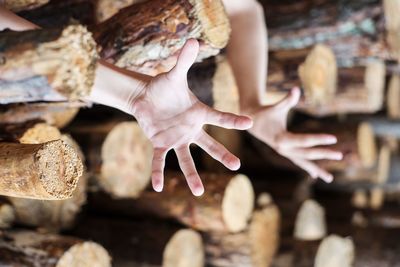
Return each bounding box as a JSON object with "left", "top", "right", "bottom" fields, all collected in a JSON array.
[
  {"left": 0, "top": 6, "right": 149, "bottom": 114},
  {"left": 223, "top": 0, "right": 268, "bottom": 114}
]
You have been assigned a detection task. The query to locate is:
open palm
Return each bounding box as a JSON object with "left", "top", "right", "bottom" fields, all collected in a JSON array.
[
  {"left": 249, "top": 88, "right": 342, "bottom": 182},
  {"left": 131, "top": 40, "right": 252, "bottom": 196}
]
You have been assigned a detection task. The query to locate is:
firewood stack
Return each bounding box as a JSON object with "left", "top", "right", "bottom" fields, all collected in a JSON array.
[{"left": 0, "top": 0, "right": 399, "bottom": 266}]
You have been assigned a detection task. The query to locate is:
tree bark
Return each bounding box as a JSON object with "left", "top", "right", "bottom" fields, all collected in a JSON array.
[
  {"left": 0, "top": 230, "right": 111, "bottom": 267},
  {"left": 90, "top": 173, "right": 255, "bottom": 233},
  {"left": 0, "top": 102, "right": 82, "bottom": 128},
  {"left": 93, "top": 0, "right": 231, "bottom": 75},
  {"left": 0, "top": 140, "right": 83, "bottom": 200},
  {"left": 95, "top": 0, "right": 145, "bottom": 23},
  {"left": 0, "top": 25, "right": 98, "bottom": 104},
  {"left": 262, "top": 0, "right": 390, "bottom": 67},
  {"left": 1, "top": 0, "right": 49, "bottom": 12},
  {"left": 8, "top": 134, "right": 87, "bottom": 231},
  {"left": 17, "top": 0, "right": 96, "bottom": 28}
]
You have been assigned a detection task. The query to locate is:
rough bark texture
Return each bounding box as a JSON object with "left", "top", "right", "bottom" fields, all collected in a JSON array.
[
  {"left": 90, "top": 173, "right": 255, "bottom": 233},
  {"left": 204, "top": 204, "right": 280, "bottom": 267},
  {"left": 0, "top": 103, "right": 82, "bottom": 129},
  {"left": 263, "top": 0, "right": 390, "bottom": 67},
  {"left": 0, "top": 140, "right": 82, "bottom": 200},
  {"left": 95, "top": 0, "right": 145, "bottom": 22},
  {"left": 0, "top": 230, "right": 111, "bottom": 267},
  {"left": 0, "top": 25, "right": 98, "bottom": 103},
  {"left": 1, "top": 0, "right": 49, "bottom": 12},
  {"left": 17, "top": 0, "right": 96, "bottom": 28},
  {"left": 8, "top": 134, "right": 87, "bottom": 231},
  {"left": 93, "top": 0, "right": 231, "bottom": 75}
]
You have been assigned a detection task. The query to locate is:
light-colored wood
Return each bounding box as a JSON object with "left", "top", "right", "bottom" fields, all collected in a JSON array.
[
  {"left": 358, "top": 122, "right": 378, "bottom": 169},
  {"left": 387, "top": 75, "right": 400, "bottom": 119},
  {"left": 94, "top": 173, "right": 255, "bottom": 233},
  {"left": 0, "top": 140, "right": 82, "bottom": 200},
  {"left": 163, "top": 229, "right": 204, "bottom": 267},
  {"left": 2, "top": 0, "right": 49, "bottom": 12},
  {"left": 0, "top": 203, "right": 14, "bottom": 229},
  {"left": 96, "top": 0, "right": 145, "bottom": 22},
  {"left": 314, "top": 235, "right": 355, "bottom": 267},
  {"left": 298, "top": 44, "right": 337, "bottom": 106},
  {"left": 205, "top": 202, "right": 280, "bottom": 267},
  {"left": 384, "top": 0, "right": 400, "bottom": 61},
  {"left": 365, "top": 60, "right": 386, "bottom": 110},
  {"left": 0, "top": 25, "right": 98, "bottom": 103},
  {"left": 94, "top": 0, "right": 231, "bottom": 75},
  {"left": 0, "top": 103, "right": 81, "bottom": 128},
  {"left": 294, "top": 200, "right": 326, "bottom": 241},
  {"left": 8, "top": 134, "right": 87, "bottom": 231},
  {"left": 100, "top": 122, "right": 153, "bottom": 198},
  {"left": 0, "top": 230, "right": 111, "bottom": 267}
]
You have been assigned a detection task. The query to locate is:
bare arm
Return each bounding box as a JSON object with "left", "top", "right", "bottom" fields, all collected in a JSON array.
[
  {"left": 223, "top": 0, "right": 342, "bottom": 182},
  {"left": 0, "top": 6, "right": 252, "bottom": 195},
  {"left": 223, "top": 0, "right": 267, "bottom": 113}
]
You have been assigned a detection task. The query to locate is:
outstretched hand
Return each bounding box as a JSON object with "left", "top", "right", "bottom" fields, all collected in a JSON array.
[
  {"left": 248, "top": 87, "right": 343, "bottom": 183},
  {"left": 130, "top": 39, "right": 252, "bottom": 196}
]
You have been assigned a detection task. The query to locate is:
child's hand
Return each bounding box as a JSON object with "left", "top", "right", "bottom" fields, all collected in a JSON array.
[
  {"left": 130, "top": 39, "right": 252, "bottom": 196},
  {"left": 248, "top": 87, "right": 342, "bottom": 183}
]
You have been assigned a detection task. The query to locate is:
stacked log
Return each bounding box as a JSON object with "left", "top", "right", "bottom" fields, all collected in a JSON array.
[
  {"left": 70, "top": 120, "right": 153, "bottom": 199},
  {"left": 93, "top": 0, "right": 231, "bottom": 76},
  {"left": 262, "top": 0, "right": 390, "bottom": 66},
  {"left": 0, "top": 230, "right": 111, "bottom": 266},
  {"left": 91, "top": 173, "right": 255, "bottom": 233},
  {"left": 0, "top": 139, "right": 82, "bottom": 199},
  {"left": 2, "top": 0, "right": 50, "bottom": 12},
  {"left": 266, "top": 51, "right": 386, "bottom": 117},
  {"left": 0, "top": 102, "right": 82, "bottom": 128},
  {"left": 0, "top": 24, "right": 98, "bottom": 103}
]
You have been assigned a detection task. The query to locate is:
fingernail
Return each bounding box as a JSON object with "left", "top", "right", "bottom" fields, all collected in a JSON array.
[
  {"left": 326, "top": 136, "right": 337, "bottom": 144},
  {"left": 229, "top": 158, "right": 241, "bottom": 171},
  {"left": 193, "top": 187, "right": 204, "bottom": 197},
  {"left": 325, "top": 175, "right": 334, "bottom": 183}
]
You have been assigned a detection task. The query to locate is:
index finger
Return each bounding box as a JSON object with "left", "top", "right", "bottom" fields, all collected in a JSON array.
[{"left": 205, "top": 108, "right": 252, "bottom": 130}]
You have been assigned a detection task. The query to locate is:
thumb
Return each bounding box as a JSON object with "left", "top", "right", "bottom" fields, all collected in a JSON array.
[
  {"left": 169, "top": 39, "right": 199, "bottom": 78},
  {"left": 275, "top": 87, "right": 301, "bottom": 110}
]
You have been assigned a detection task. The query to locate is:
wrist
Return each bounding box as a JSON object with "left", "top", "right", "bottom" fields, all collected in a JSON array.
[{"left": 87, "top": 60, "right": 150, "bottom": 114}]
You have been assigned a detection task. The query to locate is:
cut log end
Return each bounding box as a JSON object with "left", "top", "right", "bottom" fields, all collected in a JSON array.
[
  {"left": 387, "top": 75, "right": 400, "bottom": 119},
  {"left": 162, "top": 229, "right": 204, "bottom": 267},
  {"left": 2, "top": 0, "right": 49, "bottom": 12},
  {"left": 189, "top": 0, "right": 231, "bottom": 49},
  {"left": 365, "top": 60, "right": 386, "bottom": 110},
  {"left": 19, "top": 123, "right": 61, "bottom": 144},
  {"left": 0, "top": 204, "right": 14, "bottom": 229},
  {"left": 222, "top": 174, "right": 255, "bottom": 233},
  {"left": 249, "top": 204, "right": 280, "bottom": 267},
  {"left": 357, "top": 122, "right": 377, "bottom": 168},
  {"left": 314, "top": 235, "right": 355, "bottom": 267},
  {"left": 384, "top": 0, "right": 400, "bottom": 60},
  {"left": 37, "top": 140, "right": 83, "bottom": 199},
  {"left": 375, "top": 145, "right": 391, "bottom": 184},
  {"left": 294, "top": 199, "right": 327, "bottom": 241},
  {"left": 56, "top": 241, "right": 112, "bottom": 267},
  {"left": 298, "top": 44, "right": 337, "bottom": 106},
  {"left": 100, "top": 122, "right": 152, "bottom": 198}
]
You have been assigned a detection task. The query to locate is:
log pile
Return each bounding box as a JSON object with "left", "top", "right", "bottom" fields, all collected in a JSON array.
[{"left": 1, "top": 0, "right": 400, "bottom": 266}]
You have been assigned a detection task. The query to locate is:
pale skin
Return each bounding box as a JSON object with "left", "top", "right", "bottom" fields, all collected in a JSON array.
[
  {"left": 0, "top": 1, "right": 342, "bottom": 195},
  {"left": 0, "top": 7, "right": 252, "bottom": 196},
  {"left": 223, "top": 0, "right": 342, "bottom": 182}
]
